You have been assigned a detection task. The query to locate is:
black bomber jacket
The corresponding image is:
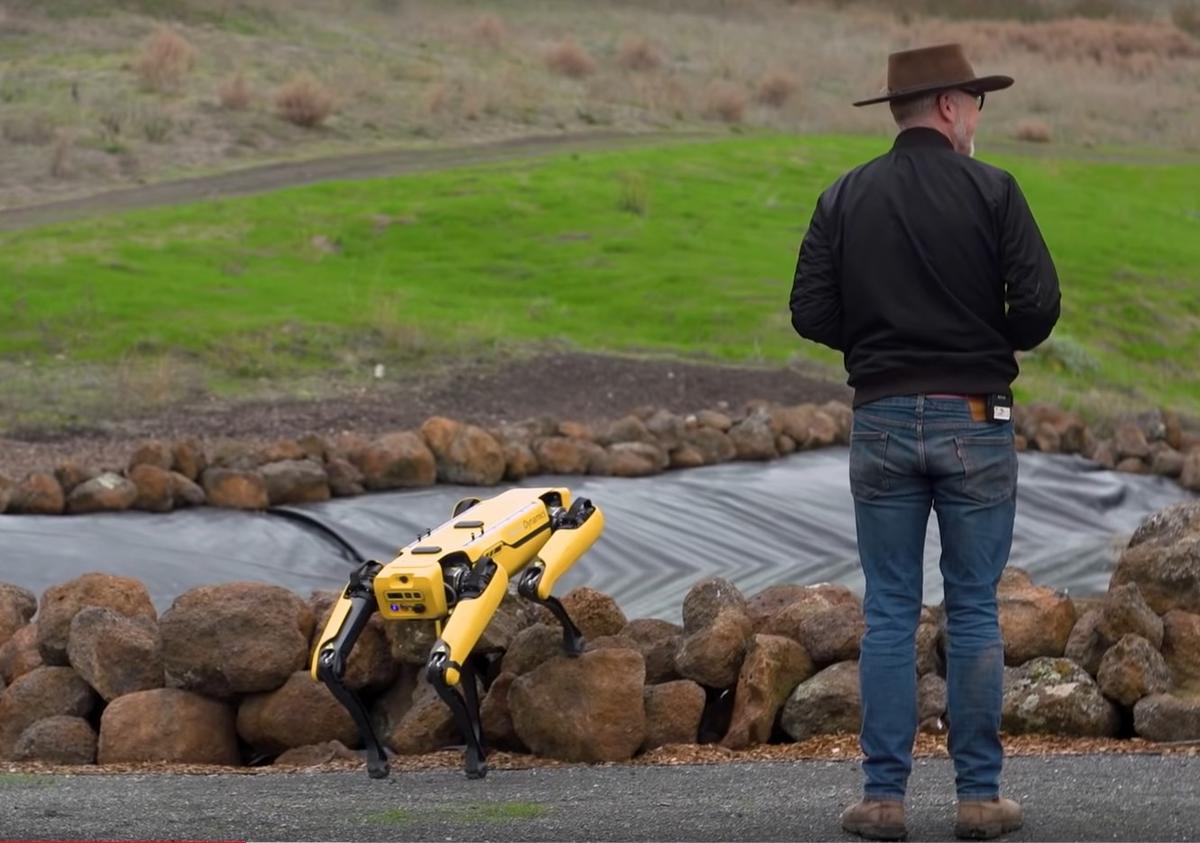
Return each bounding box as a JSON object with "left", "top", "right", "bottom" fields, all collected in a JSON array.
[{"left": 789, "top": 127, "right": 1061, "bottom": 407}]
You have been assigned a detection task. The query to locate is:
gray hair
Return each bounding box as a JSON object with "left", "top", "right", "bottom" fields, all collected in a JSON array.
[{"left": 889, "top": 93, "right": 938, "bottom": 127}]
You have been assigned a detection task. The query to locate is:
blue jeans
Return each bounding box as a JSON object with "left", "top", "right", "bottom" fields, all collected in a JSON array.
[{"left": 849, "top": 394, "right": 1017, "bottom": 802}]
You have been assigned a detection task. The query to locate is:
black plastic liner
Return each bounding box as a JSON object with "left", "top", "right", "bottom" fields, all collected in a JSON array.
[{"left": 0, "top": 451, "right": 1191, "bottom": 621}]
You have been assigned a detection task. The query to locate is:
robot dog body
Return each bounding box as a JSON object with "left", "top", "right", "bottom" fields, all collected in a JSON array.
[{"left": 311, "top": 487, "right": 604, "bottom": 779}]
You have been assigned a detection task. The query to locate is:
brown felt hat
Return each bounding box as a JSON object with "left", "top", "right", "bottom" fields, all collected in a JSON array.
[{"left": 853, "top": 43, "right": 1013, "bottom": 107}]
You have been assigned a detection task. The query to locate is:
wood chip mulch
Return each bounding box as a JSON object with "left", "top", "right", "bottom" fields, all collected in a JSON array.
[{"left": 3, "top": 734, "right": 1197, "bottom": 778}]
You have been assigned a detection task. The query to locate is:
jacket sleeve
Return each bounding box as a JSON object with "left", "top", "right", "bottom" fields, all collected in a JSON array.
[
  {"left": 789, "top": 191, "right": 844, "bottom": 352},
  {"left": 1000, "top": 176, "right": 1061, "bottom": 350}
]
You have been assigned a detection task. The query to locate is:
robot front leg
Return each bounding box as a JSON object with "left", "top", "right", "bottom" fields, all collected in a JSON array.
[
  {"left": 516, "top": 496, "right": 605, "bottom": 657},
  {"left": 426, "top": 557, "right": 509, "bottom": 779},
  {"left": 312, "top": 562, "right": 391, "bottom": 779}
]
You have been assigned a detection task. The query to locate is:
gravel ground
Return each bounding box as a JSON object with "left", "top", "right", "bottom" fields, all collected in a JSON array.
[{"left": 2, "top": 753, "right": 1198, "bottom": 841}]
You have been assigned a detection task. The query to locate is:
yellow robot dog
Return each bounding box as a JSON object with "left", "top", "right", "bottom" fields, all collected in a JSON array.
[{"left": 311, "top": 487, "right": 604, "bottom": 780}]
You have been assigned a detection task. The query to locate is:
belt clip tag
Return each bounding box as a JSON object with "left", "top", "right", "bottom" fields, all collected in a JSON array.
[{"left": 987, "top": 393, "right": 1013, "bottom": 423}]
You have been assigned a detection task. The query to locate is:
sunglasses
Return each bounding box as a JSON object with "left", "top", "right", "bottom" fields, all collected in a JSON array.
[{"left": 965, "top": 90, "right": 985, "bottom": 111}]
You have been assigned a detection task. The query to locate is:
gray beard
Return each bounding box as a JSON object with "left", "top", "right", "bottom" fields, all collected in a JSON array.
[{"left": 954, "top": 116, "right": 976, "bottom": 158}]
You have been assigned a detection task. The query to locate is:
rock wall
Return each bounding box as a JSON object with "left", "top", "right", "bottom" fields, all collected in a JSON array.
[
  {"left": 1, "top": 402, "right": 1197, "bottom": 516},
  {"left": 1, "top": 500, "right": 1198, "bottom": 768}
]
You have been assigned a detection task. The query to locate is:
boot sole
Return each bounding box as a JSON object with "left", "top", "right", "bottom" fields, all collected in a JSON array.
[
  {"left": 954, "top": 819, "right": 1023, "bottom": 840},
  {"left": 843, "top": 821, "right": 908, "bottom": 842}
]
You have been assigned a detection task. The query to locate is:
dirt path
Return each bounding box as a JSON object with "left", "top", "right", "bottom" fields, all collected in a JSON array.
[{"left": 0, "top": 130, "right": 712, "bottom": 232}]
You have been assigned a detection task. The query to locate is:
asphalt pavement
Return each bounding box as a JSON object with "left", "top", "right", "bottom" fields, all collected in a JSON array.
[{"left": 1, "top": 754, "right": 1197, "bottom": 841}]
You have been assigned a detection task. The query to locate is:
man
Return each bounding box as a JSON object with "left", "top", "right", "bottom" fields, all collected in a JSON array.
[{"left": 789, "top": 44, "right": 1061, "bottom": 841}]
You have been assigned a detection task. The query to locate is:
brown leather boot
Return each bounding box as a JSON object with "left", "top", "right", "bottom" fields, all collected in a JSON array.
[
  {"left": 955, "top": 797, "right": 1023, "bottom": 839},
  {"left": 841, "top": 799, "right": 907, "bottom": 841}
]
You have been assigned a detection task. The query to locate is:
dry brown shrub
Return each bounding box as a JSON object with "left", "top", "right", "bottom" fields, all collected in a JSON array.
[
  {"left": 545, "top": 36, "right": 596, "bottom": 79},
  {"left": 218, "top": 73, "right": 253, "bottom": 110},
  {"left": 135, "top": 26, "right": 196, "bottom": 92},
  {"left": 618, "top": 35, "right": 663, "bottom": 72},
  {"left": 48, "top": 137, "right": 70, "bottom": 179},
  {"left": 275, "top": 73, "right": 336, "bottom": 128},
  {"left": 1173, "top": 2, "right": 1200, "bottom": 39},
  {"left": 706, "top": 81, "right": 746, "bottom": 123},
  {"left": 471, "top": 13, "right": 508, "bottom": 48},
  {"left": 756, "top": 69, "right": 798, "bottom": 107},
  {"left": 935, "top": 18, "right": 1200, "bottom": 64},
  {"left": 1014, "top": 118, "right": 1052, "bottom": 143}
]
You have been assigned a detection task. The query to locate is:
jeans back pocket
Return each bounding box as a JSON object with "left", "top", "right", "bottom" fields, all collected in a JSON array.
[
  {"left": 849, "top": 430, "right": 890, "bottom": 501},
  {"left": 954, "top": 433, "right": 1017, "bottom": 505}
]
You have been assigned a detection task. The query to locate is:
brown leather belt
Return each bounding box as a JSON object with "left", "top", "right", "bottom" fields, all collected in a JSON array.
[{"left": 927, "top": 393, "right": 988, "bottom": 422}]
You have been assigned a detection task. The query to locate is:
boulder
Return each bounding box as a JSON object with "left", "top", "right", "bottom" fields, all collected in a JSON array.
[
  {"left": 1161, "top": 610, "right": 1200, "bottom": 692},
  {"left": 1001, "top": 657, "right": 1120, "bottom": 737},
  {"left": 128, "top": 463, "right": 174, "bottom": 512},
  {"left": 501, "top": 624, "right": 566, "bottom": 676},
  {"left": 728, "top": 410, "right": 779, "bottom": 460},
  {"left": 210, "top": 441, "right": 260, "bottom": 470},
  {"left": 558, "top": 420, "right": 593, "bottom": 440},
  {"left": 1096, "top": 634, "right": 1171, "bottom": 707},
  {"left": 384, "top": 677, "right": 469, "bottom": 755},
  {"left": 353, "top": 432, "right": 437, "bottom": 491},
  {"left": 760, "top": 589, "right": 864, "bottom": 666},
  {"left": 620, "top": 618, "right": 682, "bottom": 684},
  {"left": 916, "top": 606, "right": 945, "bottom": 677},
  {"left": 238, "top": 671, "right": 359, "bottom": 754},
  {"left": 171, "top": 439, "right": 207, "bottom": 481},
  {"left": 420, "top": 417, "right": 506, "bottom": 486},
  {"left": 721, "top": 634, "right": 813, "bottom": 749},
  {"left": 780, "top": 661, "right": 861, "bottom": 740},
  {"left": 98, "top": 688, "right": 239, "bottom": 765},
  {"left": 480, "top": 671, "right": 524, "bottom": 751},
  {"left": 260, "top": 459, "right": 331, "bottom": 505},
  {"left": 1150, "top": 447, "right": 1185, "bottom": 479},
  {"left": 160, "top": 582, "right": 313, "bottom": 698},
  {"left": 0, "top": 666, "right": 97, "bottom": 759},
  {"left": 1181, "top": 450, "right": 1200, "bottom": 492},
  {"left": 1065, "top": 583, "right": 1163, "bottom": 675},
  {"left": 918, "top": 673, "right": 947, "bottom": 723},
  {"left": 36, "top": 573, "right": 157, "bottom": 665},
  {"left": 597, "top": 415, "right": 655, "bottom": 446},
  {"left": 560, "top": 587, "right": 627, "bottom": 639},
  {"left": 66, "top": 607, "right": 163, "bottom": 701},
  {"left": 775, "top": 404, "right": 839, "bottom": 449},
  {"left": 679, "top": 427, "right": 736, "bottom": 465},
  {"left": 169, "top": 472, "right": 206, "bottom": 507},
  {"left": 682, "top": 577, "right": 748, "bottom": 634},
  {"left": 54, "top": 461, "right": 96, "bottom": 495},
  {"left": 325, "top": 457, "right": 366, "bottom": 497},
  {"left": 368, "top": 667, "right": 421, "bottom": 741},
  {"left": 642, "top": 679, "right": 706, "bottom": 751},
  {"left": 0, "top": 474, "right": 11, "bottom": 513},
  {"left": 1115, "top": 457, "right": 1146, "bottom": 474},
  {"left": 0, "top": 624, "right": 43, "bottom": 684},
  {"left": 997, "top": 569, "right": 1077, "bottom": 665},
  {"left": 501, "top": 441, "right": 540, "bottom": 481},
  {"left": 675, "top": 609, "right": 754, "bottom": 689},
  {"left": 274, "top": 740, "right": 360, "bottom": 768},
  {"left": 128, "top": 439, "right": 173, "bottom": 471},
  {"left": 644, "top": 409, "right": 686, "bottom": 450},
  {"left": 8, "top": 473, "right": 65, "bottom": 515},
  {"left": 694, "top": 410, "right": 733, "bottom": 432},
  {"left": 532, "top": 437, "right": 592, "bottom": 474},
  {"left": 1110, "top": 500, "right": 1200, "bottom": 614},
  {"left": 200, "top": 468, "right": 269, "bottom": 509},
  {"left": 384, "top": 620, "right": 439, "bottom": 667},
  {"left": 1133, "top": 693, "right": 1200, "bottom": 741},
  {"left": 0, "top": 583, "right": 37, "bottom": 649},
  {"left": 310, "top": 592, "right": 397, "bottom": 692},
  {"left": 11, "top": 715, "right": 97, "bottom": 765},
  {"left": 510, "top": 648, "right": 646, "bottom": 762},
  {"left": 607, "top": 442, "right": 669, "bottom": 477},
  {"left": 1114, "top": 423, "right": 1151, "bottom": 461},
  {"left": 258, "top": 440, "right": 308, "bottom": 464}
]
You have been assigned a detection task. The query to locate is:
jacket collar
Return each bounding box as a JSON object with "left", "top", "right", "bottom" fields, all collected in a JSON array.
[{"left": 893, "top": 127, "right": 954, "bottom": 150}]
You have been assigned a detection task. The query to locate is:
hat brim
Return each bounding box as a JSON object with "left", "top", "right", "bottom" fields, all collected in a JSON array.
[{"left": 852, "top": 74, "right": 1014, "bottom": 107}]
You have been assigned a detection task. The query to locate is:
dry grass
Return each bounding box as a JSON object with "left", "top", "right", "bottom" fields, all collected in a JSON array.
[
  {"left": 217, "top": 73, "right": 253, "bottom": 111},
  {"left": 1014, "top": 117, "right": 1052, "bottom": 142},
  {"left": 756, "top": 69, "right": 798, "bottom": 108},
  {"left": 134, "top": 26, "right": 196, "bottom": 92},
  {"left": 48, "top": 138, "right": 70, "bottom": 179},
  {"left": 2, "top": 110, "right": 55, "bottom": 145},
  {"left": 705, "top": 81, "right": 746, "bottom": 123},
  {"left": 274, "top": 73, "right": 335, "bottom": 128},
  {"left": 1174, "top": 2, "right": 1200, "bottom": 38},
  {"left": 618, "top": 35, "right": 663, "bottom": 72},
  {"left": 471, "top": 13, "right": 508, "bottom": 49},
  {"left": 545, "top": 35, "right": 596, "bottom": 79}
]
